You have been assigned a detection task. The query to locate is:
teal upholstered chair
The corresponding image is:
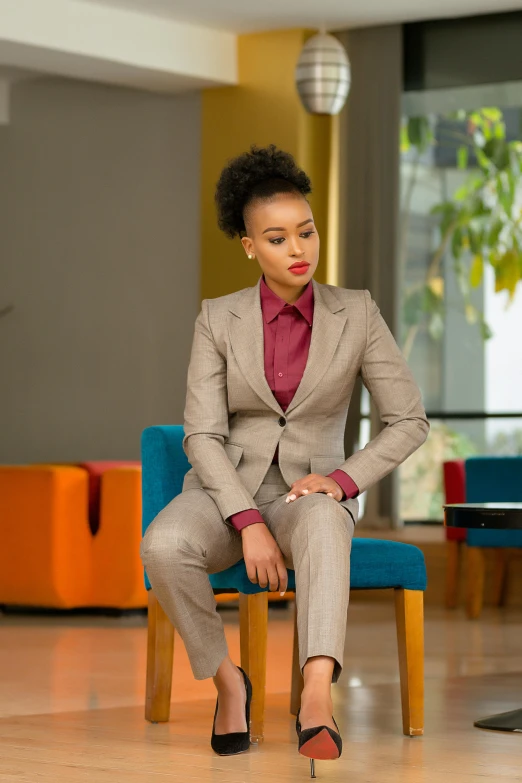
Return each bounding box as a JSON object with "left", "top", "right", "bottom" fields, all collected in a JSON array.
[
  {"left": 142, "top": 425, "right": 427, "bottom": 741},
  {"left": 463, "top": 456, "right": 522, "bottom": 618}
]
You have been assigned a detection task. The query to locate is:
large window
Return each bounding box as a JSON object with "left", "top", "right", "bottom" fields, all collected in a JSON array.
[{"left": 398, "top": 91, "right": 522, "bottom": 521}]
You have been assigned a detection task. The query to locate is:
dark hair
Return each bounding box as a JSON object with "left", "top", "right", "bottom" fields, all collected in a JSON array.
[{"left": 215, "top": 144, "right": 312, "bottom": 238}]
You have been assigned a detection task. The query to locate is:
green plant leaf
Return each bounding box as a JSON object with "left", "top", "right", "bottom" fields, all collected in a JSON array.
[
  {"left": 480, "top": 318, "right": 494, "bottom": 340},
  {"left": 481, "top": 107, "right": 503, "bottom": 123},
  {"left": 470, "top": 255, "right": 484, "bottom": 287},
  {"left": 400, "top": 123, "right": 410, "bottom": 153},
  {"left": 453, "top": 182, "right": 469, "bottom": 202},
  {"left": 467, "top": 220, "right": 484, "bottom": 254},
  {"left": 431, "top": 201, "right": 458, "bottom": 237},
  {"left": 451, "top": 227, "right": 464, "bottom": 259},
  {"left": 488, "top": 220, "right": 503, "bottom": 247},
  {"left": 484, "top": 138, "right": 510, "bottom": 170},
  {"left": 475, "top": 147, "right": 490, "bottom": 170},
  {"left": 494, "top": 250, "right": 522, "bottom": 299},
  {"left": 407, "top": 116, "right": 433, "bottom": 153},
  {"left": 423, "top": 282, "right": 445, "bottom": 313},
  {"left": 457, "top": 145, "right": 469, "bottom": 170}
]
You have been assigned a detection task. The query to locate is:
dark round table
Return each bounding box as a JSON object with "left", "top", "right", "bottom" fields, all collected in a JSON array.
[{"left": 444, "top": 502, "right": 522, "bottom": 732}]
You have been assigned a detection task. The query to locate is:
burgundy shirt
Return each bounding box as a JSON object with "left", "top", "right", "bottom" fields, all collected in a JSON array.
[{"left": 228, "top": 275, "right": 359, "bottom": 532}]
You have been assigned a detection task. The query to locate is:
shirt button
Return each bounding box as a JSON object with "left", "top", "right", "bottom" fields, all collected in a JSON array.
[
  {"left": 278, "top": 416, "right": 286, "bottom": 426},
  {"left": 278, "top": 372, "right": 283, "bottom": 377}
]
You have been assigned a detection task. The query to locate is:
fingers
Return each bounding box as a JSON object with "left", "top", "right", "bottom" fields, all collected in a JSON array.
[
  {"left": 327, "top": 490, "right": 342, "bottom": 500},
  {"left": 286, "top": 486, "right": 311, "bottom": 502},
  {"left": 286, "top": 485, "right": 326, "bottom": 501},
  {"left": 246, "top": 561, "right": 258, "bottom": 585},
  {"left": 246, "top": 560, "right": 287, "bottom": 593},
  {"left": 257, "top": 566, "right": 269, "bottom": 590},
  {"left": 266, "top": 564, "right": 280, "bottom": 593},
  {"left": 287, "top": 475, "right": 343, "bottom": 503},
  {"left": 276, "top": 560, "right": 288, "bottom": 596}
]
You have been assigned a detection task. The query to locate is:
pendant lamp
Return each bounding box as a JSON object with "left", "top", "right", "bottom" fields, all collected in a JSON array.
[{"left": 295, "top": 32, "right": 351, "bottom": 115}]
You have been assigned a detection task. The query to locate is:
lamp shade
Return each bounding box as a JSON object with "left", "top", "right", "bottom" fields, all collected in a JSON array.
[{"left": 295, "top": 33, "right": 351, "bottom": 115}]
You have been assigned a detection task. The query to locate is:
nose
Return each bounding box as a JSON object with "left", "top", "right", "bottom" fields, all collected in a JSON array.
[{"left": 289, "top": 239, "right": 305, "bottom": 257}]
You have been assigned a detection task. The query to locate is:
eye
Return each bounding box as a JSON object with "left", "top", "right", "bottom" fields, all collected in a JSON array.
[
  {"left": 269, "top": 237, "right": 285, "bottom": 245},
  {"left": 300, "top": 231, "right": 315, "bottom": 238}
]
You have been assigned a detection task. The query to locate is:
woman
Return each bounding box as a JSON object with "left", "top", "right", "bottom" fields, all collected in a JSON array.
[{"left": 140, "top": 144, "right": 429, "bottom": 772}]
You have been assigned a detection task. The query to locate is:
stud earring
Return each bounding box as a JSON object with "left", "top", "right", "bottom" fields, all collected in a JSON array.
[{"left": 248, "top": 254, "right": 254, "bottom": 259}]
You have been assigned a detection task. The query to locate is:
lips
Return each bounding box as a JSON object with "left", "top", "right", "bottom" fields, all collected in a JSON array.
[{"left": 289, "top": 262, "right": 310, "bottom": 270}]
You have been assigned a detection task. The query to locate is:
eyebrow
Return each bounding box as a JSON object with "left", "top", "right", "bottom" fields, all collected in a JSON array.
[{"left": 262, "top": 218, "right": 314, "bottom": 234}]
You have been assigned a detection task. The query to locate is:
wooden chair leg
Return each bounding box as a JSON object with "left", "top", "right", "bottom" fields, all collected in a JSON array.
[
  {"left": 145, "top": 590, "right": 174, "bottom": 722},
  {"left": 395, "top": 588, "right": 424, "bottom": 737},
  {"left": 445, "top": 540, "right": 461, "bottom": 609},
  {"left": 492, "top": 548, "right": 509, "bottom": 607},
  {"left": 466, "top": 546, "right": 485, "bottom": 619},
  {"left": 239, "top": 592, "right": 268, "bottom": 744},
  {"left": 290, "top": 600, "right": 303, "bottom": 716}
]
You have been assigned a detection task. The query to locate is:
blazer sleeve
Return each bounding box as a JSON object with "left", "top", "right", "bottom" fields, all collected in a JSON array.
[
  {"left": 182, "top": 299, "right": 262, "bottom": 522},
  {"left": 337, "top": 290, "right": 430, "bottom": 495}
]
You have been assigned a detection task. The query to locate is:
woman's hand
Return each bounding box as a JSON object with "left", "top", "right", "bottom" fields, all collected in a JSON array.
[
  {"left": 241, "top": 523, "right": 288, "bottom": 595},
  {"left": 286, "top": 473, "right": 344, "bottom": 503}
]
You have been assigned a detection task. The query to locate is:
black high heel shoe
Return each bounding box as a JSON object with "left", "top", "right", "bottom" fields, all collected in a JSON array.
[
  {"left": 296, "top": 708, "right": 343, "bottom": 779},
  {"left": 211, "top": 666, "right": 252, "bottom": 756}
]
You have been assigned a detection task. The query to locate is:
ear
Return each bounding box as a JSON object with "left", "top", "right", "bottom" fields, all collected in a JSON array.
[{"left": 241, "top": 236, "right": 254, "bottom": 258}]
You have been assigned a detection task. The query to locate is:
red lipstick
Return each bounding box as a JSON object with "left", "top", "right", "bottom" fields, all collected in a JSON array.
[{"left": 288, "top": 262, "right": 310, "bottom": 275}]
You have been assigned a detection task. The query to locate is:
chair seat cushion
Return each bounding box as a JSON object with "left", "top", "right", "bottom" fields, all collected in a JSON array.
[{"left": 209, "top": 538, "right": 427, "bottom": 594}]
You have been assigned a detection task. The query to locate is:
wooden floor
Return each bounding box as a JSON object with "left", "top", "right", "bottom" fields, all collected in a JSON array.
[{"left": 1, "top": 602, "right": 521, "bottom": 781}]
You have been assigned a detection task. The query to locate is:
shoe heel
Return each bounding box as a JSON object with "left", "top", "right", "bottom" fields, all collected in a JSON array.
[{"left": 310, "top": 759, "right": 316, "bottom": 779}]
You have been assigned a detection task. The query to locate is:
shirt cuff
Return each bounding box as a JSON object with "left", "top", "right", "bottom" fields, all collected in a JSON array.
[
  {"left": 326, "top": 469, "right": 360, "bottom": 501},
  {"left": 227, "top": 508, "right": 266, "bottom": 532}
]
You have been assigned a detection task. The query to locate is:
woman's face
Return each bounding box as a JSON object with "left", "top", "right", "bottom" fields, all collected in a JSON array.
[{"left": 241, "top": 194, "right": 319, "bottom": 301}]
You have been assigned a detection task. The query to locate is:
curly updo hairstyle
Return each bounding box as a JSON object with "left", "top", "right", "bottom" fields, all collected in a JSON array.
[{"left": 215, "top": 144, "right": 312, "bottom": 239}]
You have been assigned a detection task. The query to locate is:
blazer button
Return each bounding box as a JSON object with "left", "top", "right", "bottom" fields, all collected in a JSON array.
[{"left": 278, "top": 416, "right": 286, "bottom": 427}]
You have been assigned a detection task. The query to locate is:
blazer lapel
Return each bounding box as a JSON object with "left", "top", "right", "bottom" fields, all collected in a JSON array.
[
  {"left": 285, "top": 277, "right": 347, "bottom": 414},
  {"left": 228, "top": 276, "right": 283, "bottom": 415},
  {"left": 228, "top": 275, "right": 347, "bottom": 416}
]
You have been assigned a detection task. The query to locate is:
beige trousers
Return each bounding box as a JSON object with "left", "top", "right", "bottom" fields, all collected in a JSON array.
[{"left": 140, "top": 463, "right": 354, "bottom": 682}]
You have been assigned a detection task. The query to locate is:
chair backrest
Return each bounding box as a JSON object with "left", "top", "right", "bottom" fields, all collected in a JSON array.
[
  {"left": 465, "top": 456, "right": 522, "bottom": 547},
  {"left": 442, "top": 460, "right": 467, "bottom": 541},
  {"left": 465, "top": 456, "right": 522, "bottom": 502},
  {"left": 141, "top": 425, "right": 190, "bottom": 589}
]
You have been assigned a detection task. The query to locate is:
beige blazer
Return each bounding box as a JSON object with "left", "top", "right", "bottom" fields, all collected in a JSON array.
[{"left": 181, "top": 275, "right": 430, "bottom": 524}]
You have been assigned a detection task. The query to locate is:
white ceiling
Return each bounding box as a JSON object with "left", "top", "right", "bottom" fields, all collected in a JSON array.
[
  {"left": 1, "top": 0, "right": 520, "bottom": 101},
  {"left": 78, "top": 0, "right": 522, "bottom": 32}
]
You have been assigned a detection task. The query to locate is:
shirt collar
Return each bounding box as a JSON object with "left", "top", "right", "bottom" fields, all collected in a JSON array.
[{"left": 260, "top": 273, "right": 314, "bottom": 326}]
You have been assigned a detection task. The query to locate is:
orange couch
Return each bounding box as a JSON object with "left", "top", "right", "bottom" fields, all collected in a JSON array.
[{"left": 0, "top": 464, "right": 147, "bottom": 609}]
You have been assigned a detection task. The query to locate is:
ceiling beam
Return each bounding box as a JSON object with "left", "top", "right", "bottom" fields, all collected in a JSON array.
[{"left": 0, "top": 0, "right": 238, "bottom": 92}]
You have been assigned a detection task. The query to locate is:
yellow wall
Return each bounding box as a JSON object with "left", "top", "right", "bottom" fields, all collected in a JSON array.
[{"left": 201, "top": 29, "right": 332, "bottom": 299}]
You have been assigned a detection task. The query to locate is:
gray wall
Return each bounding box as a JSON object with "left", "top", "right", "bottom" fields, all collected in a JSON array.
[{"left": 0, "top": 77, "right": 201, "bottom": 462}]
